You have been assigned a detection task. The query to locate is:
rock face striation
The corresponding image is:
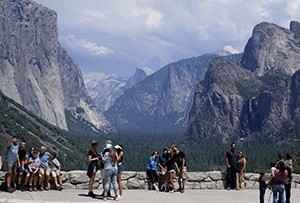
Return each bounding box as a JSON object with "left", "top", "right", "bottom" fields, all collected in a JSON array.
[
  {"left": 0, "top": 0, "right": 113, "bottom": 133},
  {"left": 188, "top": 21, "right": 300, "bottom": 141},
  {"left": 105, "top": 51, "right": 241, "bottom": 134}
]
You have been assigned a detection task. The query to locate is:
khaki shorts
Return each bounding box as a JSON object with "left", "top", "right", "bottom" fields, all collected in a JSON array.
[
  {"left": 177, "top": 166, "right": 187, "bottom": 179},
  {"left": 51, "top": 171, "right": 59, "bottom": 177},
  {"left": 40, "top": 168, "right": 51, "bottom": 176},
  {"left": 7, "top": 162, "right": 17, "bottom": 174}
]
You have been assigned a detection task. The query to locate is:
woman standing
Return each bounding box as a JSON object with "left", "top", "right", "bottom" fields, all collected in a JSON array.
[
  {"left": 115, "top": 144, "right": 124, "bottom": 198},
  {"left": 87, "top": 141, "right": 100, "bottom": 198},
  {"left": 102, "top": 144, "right": 119, "bottom": 201},
  {"left": 146, "top": 151, "right": 159, "bottom": 191},
  {"left": 237, "top": 151, "right": 247, "bottom": 189},
  {"left": 271, "top": 161, "right": 288, "bottom": 203}
]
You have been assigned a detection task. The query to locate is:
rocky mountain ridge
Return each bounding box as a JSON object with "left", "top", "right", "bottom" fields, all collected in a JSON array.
[
  {"left": 188, "top": 21, "right": 300, "bottom": 142},
  {"left": 83, "top": 67, "right": 154, "bottom": 111},
  {"left": 0, "top": 0, "right": 114, "bottom": 133},
  {"left": 105, "top": 51, "right": 242, "bottom": 134}
]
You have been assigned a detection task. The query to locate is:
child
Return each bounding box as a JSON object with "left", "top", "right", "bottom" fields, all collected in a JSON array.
[
  {"left": 50, "top": 152, "right": 62, "bottom": 191},
  {"left": 258, "top": 172, "right": 267, "bottom": 203},
  {"left": 27, "top": 150, "right": 42, "bottom": 192}
]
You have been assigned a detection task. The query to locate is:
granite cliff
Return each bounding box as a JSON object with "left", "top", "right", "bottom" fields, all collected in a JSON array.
[
  {"left": 188, "top": 21, "right": 300, "bottom": 141},
  {"left": 0, "top": 0, "right": 114, "bottom": 133}
]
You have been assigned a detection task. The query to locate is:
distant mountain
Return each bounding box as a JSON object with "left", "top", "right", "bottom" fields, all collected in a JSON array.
[
  {"left": 188, "top": 21, "right": 300, "bottom": 142},
  {"left": 0, "top": 0, "right": 114, "bottom": 133},
  {"left": 83, "top": 67, "right": 154, "bottom": 111},
  {"left": 105, "top": 51, "right": 242, "bottom": 134}
]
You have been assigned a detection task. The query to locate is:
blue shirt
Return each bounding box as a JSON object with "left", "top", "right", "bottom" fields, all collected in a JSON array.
[
  {"left": 147, "top": 156, "right": 157, "bottom": 171},
  {"left": 103, "top": 152, "right": 117, "bottom": 170},
  {"left": 6, "top": 143, "right": 19, "bottom": 164},
  {"left": 28, "top": 156, "right": 40, "bottom": 170},
  {"left": 38, "top": 151, "right": 51, "bottom": 169}
]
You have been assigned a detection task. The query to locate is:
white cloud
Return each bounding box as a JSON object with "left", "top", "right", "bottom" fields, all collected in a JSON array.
[
  {"left": 78, "top": 10, "right": 106, "bottom": 25},
  {"left": 34, "top": 0, "right": 300, "bottom": 76},
  {"left": 60, "top": 34, "right": 113, "bottom": 56},
  {"left": 145, "top": 8, "right": 163, "bottom": 29},
  {"left": 223, "top": 45, "right": 240, "bottom": 54}
]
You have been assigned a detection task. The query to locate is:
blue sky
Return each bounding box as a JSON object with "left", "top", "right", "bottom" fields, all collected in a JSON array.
[{"left": 33, "top": 0, "right": 300, "bottom": 77}]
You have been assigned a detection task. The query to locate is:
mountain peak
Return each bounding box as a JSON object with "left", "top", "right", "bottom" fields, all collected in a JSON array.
[{"left": 241, "top": 21, "right": 300, "bottom": 76}]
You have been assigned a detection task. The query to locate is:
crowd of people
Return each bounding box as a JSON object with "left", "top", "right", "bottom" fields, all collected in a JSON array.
[
  {"left": 3, "top": 135, "right": 62, "bottom": 193},
  {"left": 1, "top": 135, "right": 297, "bottom": 203},
  {"left": 225, "top": 142, "right": 294, "bottom": 203},
  {"left": 86, "top": 139, "right": 124, "bottom": 201},
  {"left": 147, "top": 144, "right": 187, "bottom": 193}
]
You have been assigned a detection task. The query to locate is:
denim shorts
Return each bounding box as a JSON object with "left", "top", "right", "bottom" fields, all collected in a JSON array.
[{"left": 117, "top": 165, "right": 123, "bottom": 174}]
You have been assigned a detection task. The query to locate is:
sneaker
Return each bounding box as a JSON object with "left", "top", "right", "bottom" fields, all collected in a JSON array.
[
  {"left": 180, "top": 188, "right": 185, "bottom": 193},
  {"left": 160, "top": 186, "right": 165, "bottom": 192},
  {"left": 33, "top": 186, "right": 37, "bottom": 192},
  {"left": 107, "top": 191, "right": 113, "bottom": 198},
  {"left": 102, "top": 196, "right": 107, "bottom": 201},
  {"left": 114, "top": 195, "right": 120, "bottom": 201},
  {"left": 44, "top": 186, "right": 49, "bottom": 191},
  {"left": 170, "top": 189, "right": 174, "bottom": 193},
  {"left": 176, "top": 188, "right": 182, "bottom": 192},
  {"left": 153, "top": 183, "right": 159, "bottom": 191},
  {"left": 6, "top": 187, "right": 14, "bottom": 193},
  {"left": 88, "top": 191, "right": 96, "bottom": 198}
]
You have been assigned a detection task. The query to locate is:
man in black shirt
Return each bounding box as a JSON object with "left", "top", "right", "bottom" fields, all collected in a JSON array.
[
  {"left": 225, "top": 142, "right": 237, "bottom": 189},
  {"left": 17, "top": 140, "right": 27, "bottom": 190},
  {"left": 172, "top": 144, "right": 186, "bottom": 193}
]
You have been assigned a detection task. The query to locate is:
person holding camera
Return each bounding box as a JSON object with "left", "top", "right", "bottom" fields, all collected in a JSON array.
[
  {"left": 50, "top": 152, "right": 62, "bottom": 191},
  {"left": 5, "top": 135, "right": 20, "bottom": 193}
]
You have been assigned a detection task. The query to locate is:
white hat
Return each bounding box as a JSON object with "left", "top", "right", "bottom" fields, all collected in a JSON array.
[
  {"left": 114, "top": 145, "right": 122, "bottom": 150},
  {"left": 105, "top": 144, "right": 113, "bottom": 149}
]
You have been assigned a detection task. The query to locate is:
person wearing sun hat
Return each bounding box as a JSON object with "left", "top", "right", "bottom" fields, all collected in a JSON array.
[
  {"left": 101, "top": 143, "right": 120, "bottom": 201},
  {"left": 115, "top": 144, "right": 124, "bottom": 197},
  {"left": 100, "top": 140, "right": 113, "bottom": 197}
]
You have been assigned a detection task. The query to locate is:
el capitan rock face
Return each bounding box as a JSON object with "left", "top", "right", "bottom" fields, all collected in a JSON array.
[{"left": 0, "top": 0, "right": 113, "bottom": 133}]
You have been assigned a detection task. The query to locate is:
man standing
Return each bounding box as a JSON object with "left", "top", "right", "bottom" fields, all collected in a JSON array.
[
  {"left": 17, "top": 140, "right": 27, "bottom": 191},
  {"left": 172, "top": 144, "right": 186, "bottom": 193},
  {"left": 225, "top": 142, "right": 238, "bottom": 190},
  {"left": 38, "top": 146, "right": 51, "bottom": 190},
  {"left": 6, "top": 135, "right": 19, "bottom": 193}
]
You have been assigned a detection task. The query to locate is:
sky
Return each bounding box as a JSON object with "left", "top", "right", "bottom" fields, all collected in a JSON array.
[{"left": 33, "top": 0, "right": 300, "bottom": 77}]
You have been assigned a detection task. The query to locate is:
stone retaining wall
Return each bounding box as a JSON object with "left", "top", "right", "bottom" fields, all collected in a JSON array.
[{"left": 0, "top": 170, "right": 299, "bottom": 190}]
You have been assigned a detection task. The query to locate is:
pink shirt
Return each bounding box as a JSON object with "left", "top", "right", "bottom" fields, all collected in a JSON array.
[{"left": 273, "top": 169, "right": 288, "bottom": 184}]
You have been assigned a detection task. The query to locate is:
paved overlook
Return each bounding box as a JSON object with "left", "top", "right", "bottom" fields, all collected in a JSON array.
[{"left": 0, "top": 189, "right": 300, "bottom": 203}]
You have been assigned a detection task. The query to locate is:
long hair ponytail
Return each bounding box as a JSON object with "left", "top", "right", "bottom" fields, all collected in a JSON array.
[{"left": 110, "top": 148, "right": 117, "bottom": 164}]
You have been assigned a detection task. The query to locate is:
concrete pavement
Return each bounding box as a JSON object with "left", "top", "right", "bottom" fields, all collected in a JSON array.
[{"left": 0, "top": 189, "right": 299, "bottom": 203}]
